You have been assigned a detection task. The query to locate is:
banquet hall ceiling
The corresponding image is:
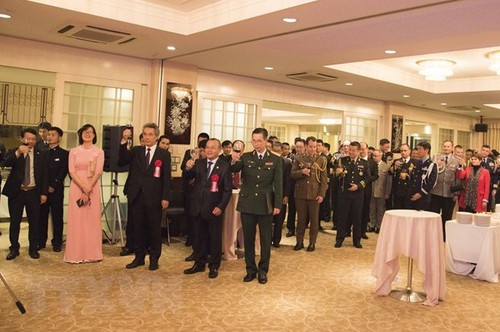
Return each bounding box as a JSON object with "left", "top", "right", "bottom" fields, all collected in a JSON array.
[{"left": 2, "top": 0, "right": 500, "bottom": 118}]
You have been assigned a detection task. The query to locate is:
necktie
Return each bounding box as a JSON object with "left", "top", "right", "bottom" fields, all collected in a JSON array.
[
  {"left": 445, "top": 156, "right": 448, "bottom": 164},
  {"left": 207, "top": 161, "right": 213, "bottom": 179},
  {"left": 259, "top": 154, "right": 263, "bottom": 160},
  {"left": 23, "top": 153, "right": 30, "bottom": 186},
  {"left": 145, "top": 148, "right": 151, "bottom": 167}
]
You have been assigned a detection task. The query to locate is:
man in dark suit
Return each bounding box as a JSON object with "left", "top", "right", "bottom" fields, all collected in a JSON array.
[
  {"left": 35, "top": 121, "right": 51, "bottom": 151},
  {"left": 359, "top": 142, "right": 378, "bottom": 239},
  {"left": 230, "top": 127, "right": 283, "bottom": 284},
  {"left": 183, "top": 139, "right": 232, "bottom": 278},
  {"left": 2, "top": 127, "right": 48, "bottom": 260},
  {"left": 410, "top": 141, "right": 437, "bottom": 211},
  {"left": 119, "top": 123, "right": 171, "bottom": 271},
  {"left": 39, "top": 126, "right": 68, "bottom": 252},
  {"left": 333, "top": 141, "right": 368, "bottom": 249},
  {"left": 480, "top": 144, "right": 497, "bottom": 211},
  {"left": 389, "top": 143, "right": 416, "bottom": 210}
]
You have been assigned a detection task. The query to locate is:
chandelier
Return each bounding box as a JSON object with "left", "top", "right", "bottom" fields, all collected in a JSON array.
[
  {"left": 486, "top": 50, "right": 500, "bottom": 75},
  {"left": 416, "top": 59, "right": 455, "bottom": 81}
]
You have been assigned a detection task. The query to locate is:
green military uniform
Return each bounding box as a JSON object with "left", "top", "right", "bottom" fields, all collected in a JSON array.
[
  {"left": 231, "top": 150, "right": 283, "bottom": 277},
  {"left": 290, "top": 153, "right": 328, "bottom": 248}
]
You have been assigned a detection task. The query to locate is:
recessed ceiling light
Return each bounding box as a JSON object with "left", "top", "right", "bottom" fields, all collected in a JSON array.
[
  {"left": 385, "top": 50, "right": 396, "bottom": 54},
  {"left": 282, "top": 17, "right": 297, "bottom": 23},
  {"left": 264, "top": 66, "right": 274, "bottom": 71},
  {"left": 403, "top": 94, "right": 410, "bottom": 98},
  {"left": 475, "top": 110, "right": 481, "bottom": 113},
  {"left": 441, "top": 102, "right": 447, "bottom": 106},
  {"left": 0, "top": 13, "right": 11, "bottom": 19},
  {"left": 167, "top": 46, "right": 176, "bottom": 51},
  {"left": 345, "top": 82, "right": 353, "bottom": 86}
]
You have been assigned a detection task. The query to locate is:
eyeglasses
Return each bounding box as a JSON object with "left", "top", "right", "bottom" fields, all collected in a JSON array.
[{"left": 83, "top": 130, "right": 95, "bottom": 135}]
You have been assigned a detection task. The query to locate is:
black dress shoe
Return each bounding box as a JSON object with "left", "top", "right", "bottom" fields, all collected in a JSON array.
[
  {"left": 361, "top": 233, "right": 369, "bottom": 240},
  {"left": 184, "top": 264, "right": 205, "bottom": 274},
  {"left": 375, "top": 228, "right": 380, "bottom": 234},
  {"left": 306, "top": 244, "right": 315, "bottom": 252},
  {"left": 53, "top": 245, "right": 62, "bottom": 253},
  {"left": 367, "top": 227, "right": 375, "bottom": 233},
  {"left": 185, "top": 239, "right": 193, "bottom": 247},
  {"left": 294, "top": 242, "right": 304, "bottom": 251},
  {"left": 334, "top": 241, "right": 343, "bottom": 248},
  {"left": 258, "top": 274, "right": 267, "bottom": 284},
  {"left": 29, "top": 250, "right": 40, "bottom": 259},
  {"left": 272, "top": 242, "right": 280, "bottom": 248},
  {"left": 208, "top": 268, "right": 218, "bottom": 279},
  {"left": 149, "top": 259, "right": 159, "bottom": 271},
  {"left": 38, "top": 244, "right": 46, "bottom": 250},
  {"left": 353, "top": 243, "right": 363, "bottom": 249},
  {"left": 285, "top": 231, "right": 294, "bottom": 237},
  {"left": 243, "top": 273, "right": 256, "bottom": 282},
  {"left": 331, "top": 226, "right": 337, "bottom": 231},
  {"left": 6, "top": 250, "right": 19, "bottom": 260},
  {"left": 318, "top": 225, "right": 324, "bottom": 231},
  {"left": 185, "top": 253, "right": 195, "bottom": 262},
  {"left": 120, "top": 247, "right": 134, "bottom": 256},
  {"left": 126, "top": 258, "right": 145, "bottom": 269}
]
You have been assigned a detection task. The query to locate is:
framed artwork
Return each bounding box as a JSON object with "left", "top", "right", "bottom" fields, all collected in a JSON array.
[
  {"left": 391, "top": 115, "right": 403, "bottom": 152},
  {"left": 165, "top": 82, "right": 193, "bottom": 144}
]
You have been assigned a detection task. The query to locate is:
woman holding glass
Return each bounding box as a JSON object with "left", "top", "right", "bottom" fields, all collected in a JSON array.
[
  {"left": 64, "top": 124, "right": 105, "bottom": 263},
  {"left": 456, "top": 153, "right": 490, "bottom": 213}
]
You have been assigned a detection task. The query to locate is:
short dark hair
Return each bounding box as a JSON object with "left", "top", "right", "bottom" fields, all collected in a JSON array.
[
  {"left": 252, "top": 127, "right": 268, "bottom": 139},
  {"left": 417, "top": 141, "right": 431, "bottom": 153},
  {"left": 38, "top": 122, "right": 52, "bottom": 130},
  {"left": 268, "top": 135, "right": 278, "bottom": 141},
  {"left": 282, "top": 142, "right": 290, "bottom": 148},
  {"left": 454, "top": 144, "right": 463, "bottom": 149},
  {"left": 294, "top": 137, "right": 302, "bottom": 144},
  {"left": 198, "top": 139, "right": 207, "bottom": 149},
  {"left": 379, "top": 138, "right": 390, "bottom": 146},
  {"left": 324, "top": 143, "right": 331, "bottom": 151},
  {"left": 21, "top": 127, "right": 37, "bottom": 138},
  {"left": 466, "top": 149, "right": 474, "bottom": 153},
  {"left": 48, "top": 126, "right": 63, "bottom": 137},
  {"left": 222, "top": 140, "right": 232, "bottom": 147},
  {"left": 295, "top": 138, "right": 306, "bottom": 146},
  {"left": 316, "top": 139, "right": 324, "bottom": 145},
  {"left": 482, "top": 144, "right": 490, "bottom": 149},
  {"left": 350, "top": 141, "right": 361, "bottom": 149},
  {"left": 77, "top": 124, "right": 97, "bottom": 145},
  {"left": 272, "top": 141, "right": 282, "bottom": 149},
  {"left": 368, "top": 146, "right": 375, "bottom": 151},
  {"left": 305, "top": 136, "right": 317, "bottom": 145},
  {"left": 198, "top": 132, "right": 210, "bottom": 141},
  {"left": 158, "top": 135, "right": 169, "bottom": 142}
]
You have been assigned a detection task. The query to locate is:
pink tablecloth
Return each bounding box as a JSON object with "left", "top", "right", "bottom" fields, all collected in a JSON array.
[
  {"left": 222, "top": 190, "right": 260, "bottom": 261},
  {"left": 446, "top": 220, "right": 500, "bottom": 282},
  {"left": 372, "top": 209, "right": 446, "bottom": 306}
]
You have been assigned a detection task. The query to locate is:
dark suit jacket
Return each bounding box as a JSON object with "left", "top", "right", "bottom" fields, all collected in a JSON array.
[
  {"left": 185, "top": 158, "right": 232, "bottom": 220},
  {"left": 2, "top": 147, "right": 48, "bottom": 198},
  {"left": 119, "top": 144, "right": 171, "bottom": 207},
  {"left": 46, "top": 145, "right": 69, "bottom": 192}
]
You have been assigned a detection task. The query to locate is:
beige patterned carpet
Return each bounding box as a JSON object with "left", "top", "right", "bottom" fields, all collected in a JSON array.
[{"left": 0, "top": 221, "right": 499, "bottom": 331}]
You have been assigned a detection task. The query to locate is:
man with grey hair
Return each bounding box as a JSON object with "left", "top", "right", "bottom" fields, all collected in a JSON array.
[{"left": 369, "top": 150, "right": 391, "bottom": 233}]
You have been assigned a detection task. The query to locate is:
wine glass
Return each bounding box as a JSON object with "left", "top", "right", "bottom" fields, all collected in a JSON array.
[
  {"left": 190, "top": 147, "right": 200, "bottom": 160},
  {"left": 233, "top": 141, "right": 243, "bottom": 153}
]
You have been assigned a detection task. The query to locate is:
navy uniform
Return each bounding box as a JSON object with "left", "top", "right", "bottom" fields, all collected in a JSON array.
[
  {"left": 389, "top": 157, "right": 417, "bottom": 209},
  {"left": 39, "top": 145, "right": 69, "bottom": 251},
  {"left": 409, "top": 158, "right": 437, "bottom": 211},
  {"left": 231, "top": 150, "right": 283, "bottom": 280},
  {"left": 334, "top": 156, "right": 368, "bottom": 248}
]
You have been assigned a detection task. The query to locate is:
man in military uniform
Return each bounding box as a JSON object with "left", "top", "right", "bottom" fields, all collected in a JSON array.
[
  {"left": 291, "top": 137, "right": 328, "bottom": 251},
  {"left": 430, "top": 140, "right": 462, "bottom": 240},
  {"left": 333, "top": 141, "right": 368, "bottom": 249},
  {"left": 231, "top": 128, "right": 283, "bottom": 284},
  {"left": 410, "top": 141, "right": 437, "bottom": 211},
  {"left": 389, "top": 143, "right": 416, "bottom": 209}
]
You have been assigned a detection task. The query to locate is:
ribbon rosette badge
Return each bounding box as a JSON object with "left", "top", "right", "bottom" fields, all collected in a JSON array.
[
  {"left": 154, "top": 160, "right": 162, "bottom": 178},
  {"left": 210, "top": 174, "right": 219, "bottom": 192}
]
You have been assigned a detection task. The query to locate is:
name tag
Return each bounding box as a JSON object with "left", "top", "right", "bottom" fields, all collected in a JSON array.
[{"left": 265, "top": 162, "right": 273, "bottom": 166}]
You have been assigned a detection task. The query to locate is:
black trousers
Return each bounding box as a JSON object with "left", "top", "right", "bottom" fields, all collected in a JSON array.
[
  {"left": 319, "top": 182, "right": 332, "bottom": 221},
  {"left": 39, "top": 189, "right": 64, "bottom": 247},
  {"left": 130, "top": 191, "right": 162, "bottom": 260},
  {"left": 272, "top": 204, "right": 287, "bottom": 245},
  {"left": 393, "top": 194, "right": 412, "bottom": 210},
  {"left": 192, "top": 214, "right": 223, "bottom": 269},
  {"left": 124, "top": 204, "right": 135, "bottom": 250},
  {"left": 336, "top": 191, "right": 363, "bottom": 244},
  {"left": 361, "top": 186, "right": 371, "bottom": 233},
  {"left": 411, "top": 195, "right": 431, "bottom": 211},
  {"left": 8, "top": 189, "right": 40, "bottom": 251},
  {"left": 286, "top": 189, "right": 296, "bottom": 233},
  {"left": 430, "top": 194, "right": 455, "bottom": 241},
  {"left": 241, "top": 212, "right": 272, "bottom": 276}
]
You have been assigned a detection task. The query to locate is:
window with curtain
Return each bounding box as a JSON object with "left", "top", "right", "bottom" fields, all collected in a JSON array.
[
  {"left": 457, "top": 130, "right": 471, "bottom": 149},
  {"left": 262, "top": 122, "right": 287, "bottom": 142},
  {"left": 344, "top": 116, "right": 377, "bottom": 146},
  {"left": 438, "top": 128, "right": 454, "bottom": 145},
  {"left": 199, "top": 98, "right": 257, "bottom": 143}
]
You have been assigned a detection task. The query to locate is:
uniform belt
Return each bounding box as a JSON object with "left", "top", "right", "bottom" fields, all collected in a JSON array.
[{"left": 20, "top": 186, "right": 36, "bottom": 192}]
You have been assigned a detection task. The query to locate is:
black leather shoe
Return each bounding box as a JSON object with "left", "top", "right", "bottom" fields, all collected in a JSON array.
[
  {"left": 6, "top": 250, "right": 19, "bottom": 260},
  {"left": 37, "top": 244, "right": 46, "bottom": 250},
  {"left": 354, "top": 243, "right": 363, "bottom": 249},
  {"left": 243, "top": 273, "right": 256, "bottom": 282},
  {"left": 149, "top": 259, "right": 159, "bottom": 271},
  {"left": 375, "top": 228, "right": 380, "bottom": 234},
  {"left": 209, "top": 268, "right": 218, "bottom": 279},
  {"left": 334, "top": 241, "right": 343, "bottom": 248},
  {"left": 185, "top": 239, "right": 193, "bottom": 247},
  {"left": 29, "top": 250, "right": 40, "bottom": 259},
  {"left": 285, "top": 231, "right": 294, "bottom": 237},
  {"left": 361, "top": 233, "right": 369, "bottom": 240},
  {"left": 367, "top": 227, "right": 375, "bottom": 233},
  {"left": 258, "top": 274, "right": 267, "bottom": 284},
  {"left": 318, "top": 225, "right": 324, "bottom": 231},
  {"left": 331, "top": 226, "right": 337, "bottom": 231},
  {"left": 126, "top": 258, "right": 145, "bottom": 269},
  {"left": 53, "top": 245, "right": 62, "bottom": 253},
  {"left": 185, "top": 253, "right": 195, "bottom": 262},
  {"left": 184, "top": 264, "right": 205, "bottom": 274},
  {"left": 294, "top": 242, "right": 304, "bottom": 251},
  {"left": 272, "top": 242, "right": 280, "bottom": 248},
  {"left": 307, "top": 244, "right": 315, "bottom": 252},
  {"left": 120, "top": 247, "right": 134, "bottom": 256}
]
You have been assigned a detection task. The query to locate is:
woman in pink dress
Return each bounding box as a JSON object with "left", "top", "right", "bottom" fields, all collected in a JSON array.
[{"left": 64, "top": 124, "right": 104, "bottom": 263}]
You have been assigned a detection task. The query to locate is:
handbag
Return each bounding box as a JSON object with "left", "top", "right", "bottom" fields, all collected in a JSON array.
[{"left": 449, "top": 184, "right": 464, "bottom": 193}]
